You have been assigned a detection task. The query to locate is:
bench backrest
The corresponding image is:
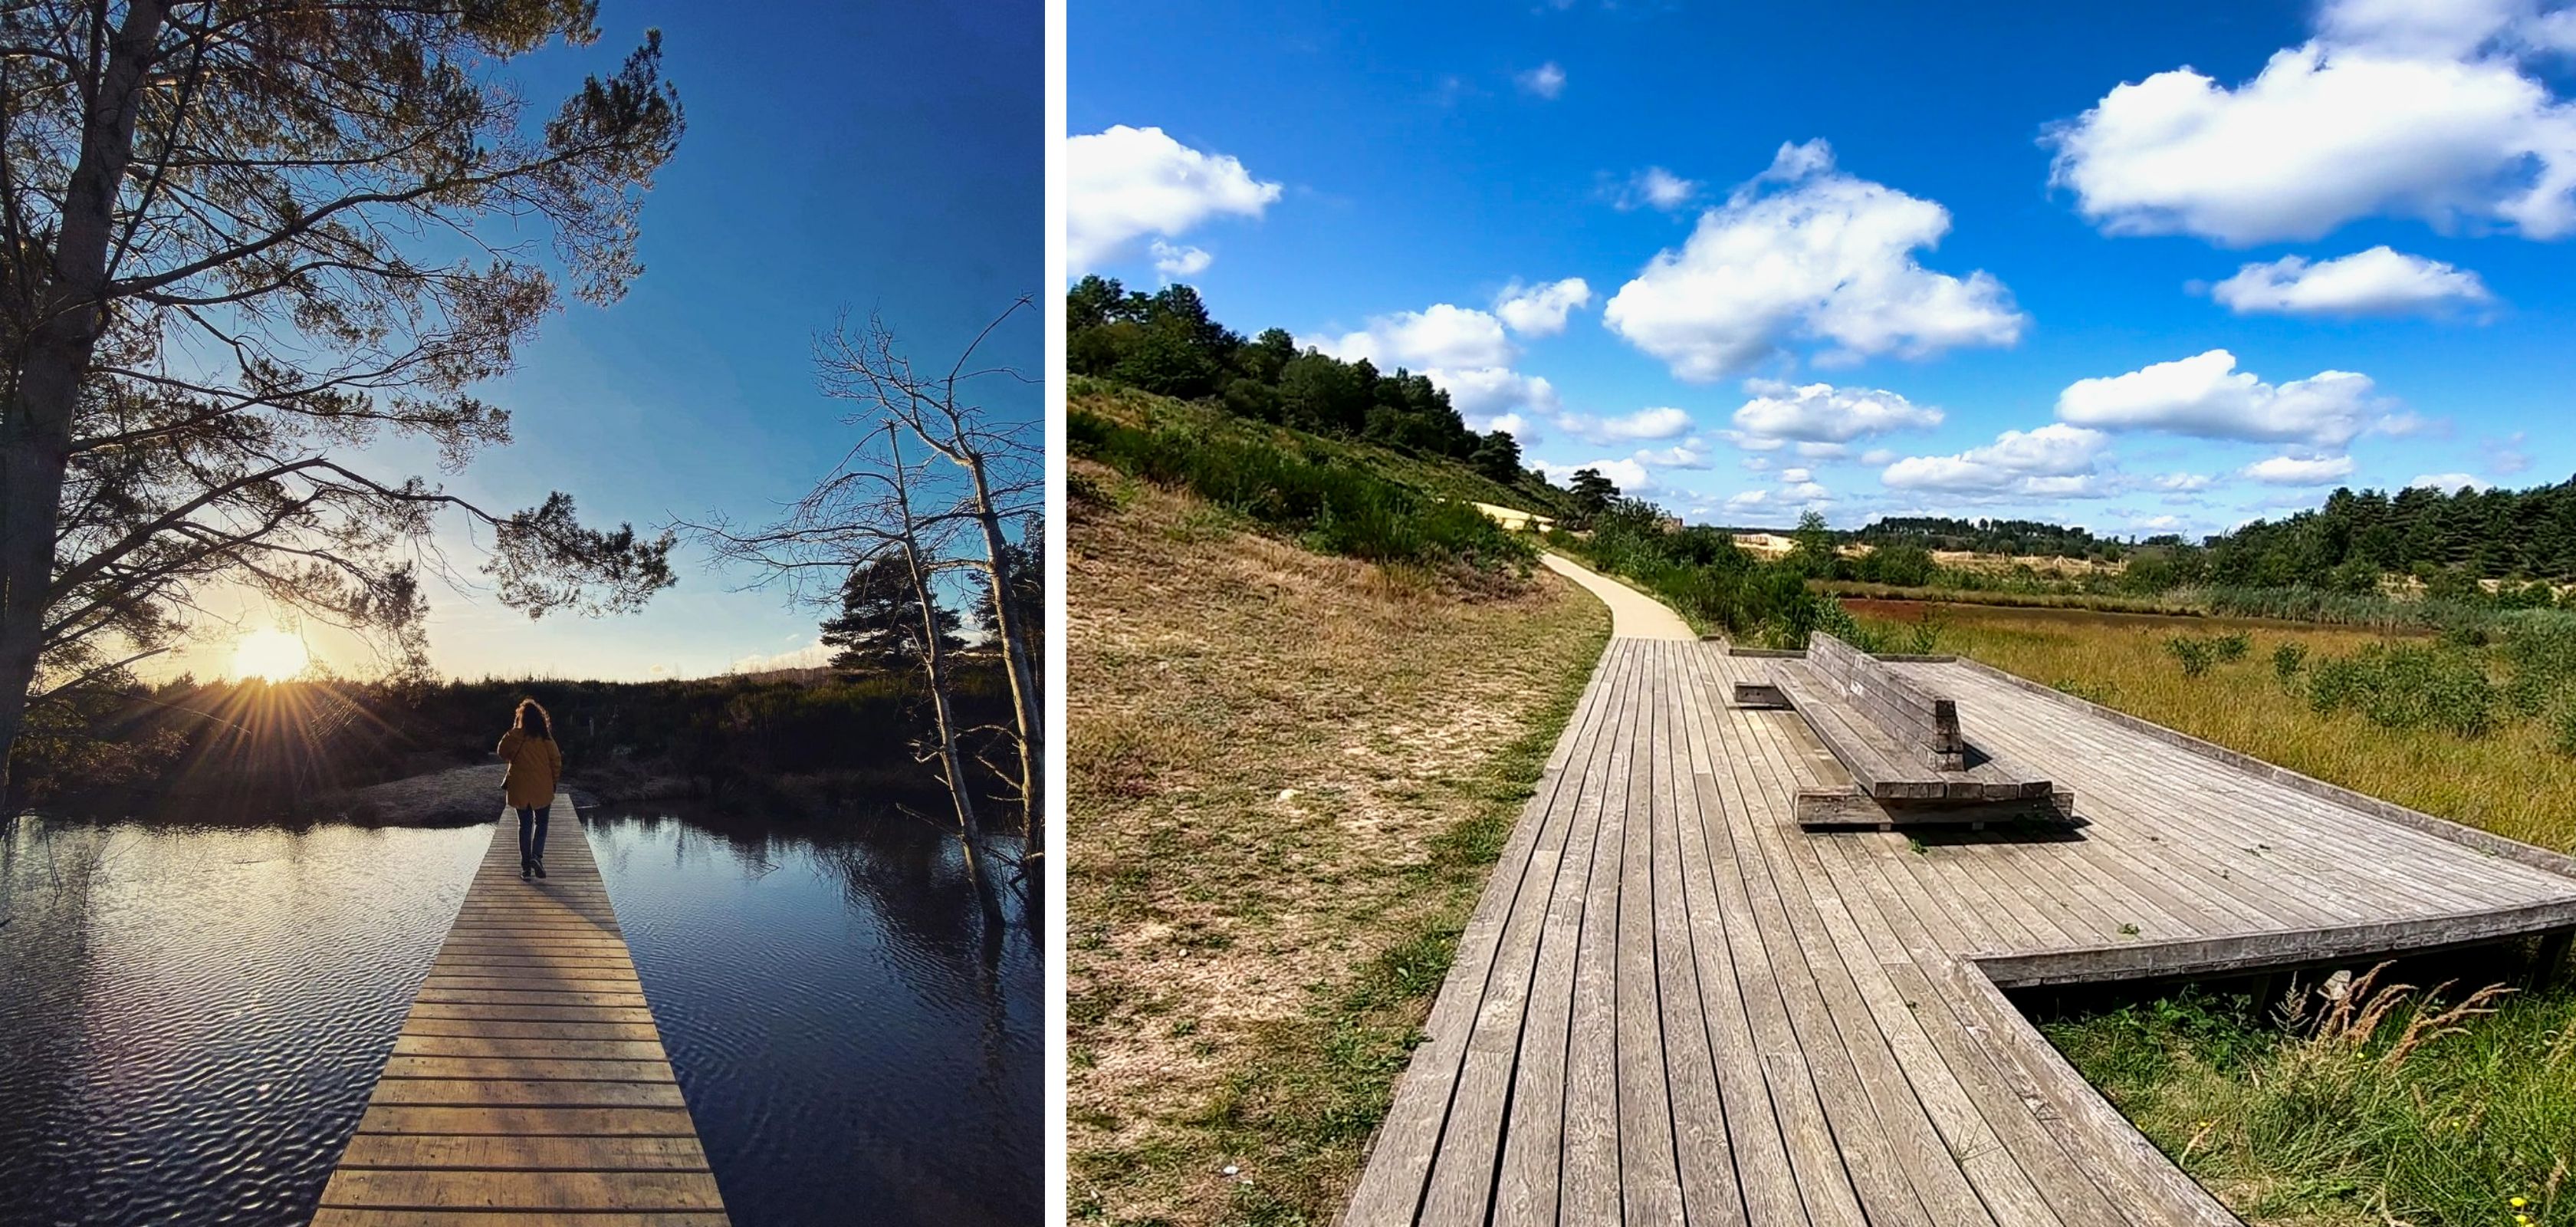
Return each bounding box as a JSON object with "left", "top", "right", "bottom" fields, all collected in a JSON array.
[{"left": 1806, "top": 632, "right": 1963, "bottom": 769}]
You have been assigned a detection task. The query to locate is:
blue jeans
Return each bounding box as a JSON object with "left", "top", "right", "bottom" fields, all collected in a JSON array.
[{"left": 517, "top": 804, "right": 550, "bottom": 866}]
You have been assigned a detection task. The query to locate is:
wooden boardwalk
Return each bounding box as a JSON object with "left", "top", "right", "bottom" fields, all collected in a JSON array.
[
  {"left": 1346, "top": 637, "right": 2576, "bottom": 1226},
  {"left": 313, "top": 795, "right": 729, "bottom": 1225}
]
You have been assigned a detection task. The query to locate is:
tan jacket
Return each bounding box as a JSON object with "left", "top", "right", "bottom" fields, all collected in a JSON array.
[{"left": 497, "top": 728, "right": 564, "bottom": 809}]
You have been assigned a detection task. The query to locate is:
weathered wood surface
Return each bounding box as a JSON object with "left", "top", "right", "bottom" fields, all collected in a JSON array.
[
  {"left": 1808, "top": 631, "right": 1963, "bottom": 768},
  {"left": 312, "top": 798, "right": 728, "bottom": 1226},
  {"left": 1345, "top": 638, "right": 2576, "bottom": 1226}
]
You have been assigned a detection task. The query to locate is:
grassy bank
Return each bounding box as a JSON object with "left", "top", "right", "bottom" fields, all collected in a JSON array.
[
  {"left": 1066, "top": 462, "right": 1610, "bottom": 1225},
  {"left": 1850, "top": 607, "right": 2576, "bottom": 852},
  {"left": 2043, "top": 980, "right": 2575, "bottom": 1227},
  {"left": 1863, "top": 606, "right": 2576, "bottom": 1225}
]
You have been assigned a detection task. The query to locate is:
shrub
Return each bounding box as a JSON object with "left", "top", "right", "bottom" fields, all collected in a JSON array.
[
  {"left": 2271, "top": 641, "right": 2308, "bottom": 681},
  {"left": 1069, "top": 410, "right": 1534, "bottom": 574},
  {"left": 2555, "top": 702, "right": 2576, "bottom": 758},
  {"left": 2212, "top": 631, "right": 2250, "bottom": 663},
  {"left": 2305, "top": 642, "right": 2499, "bottom": 739},
  {"left": 2166, "top": 635, "right": 2216, "bottom": 678}
]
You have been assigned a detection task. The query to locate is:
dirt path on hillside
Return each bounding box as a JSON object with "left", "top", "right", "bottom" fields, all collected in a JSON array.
[{"left": 1538, "top": 551, "right": 1697, "bottom": 640}]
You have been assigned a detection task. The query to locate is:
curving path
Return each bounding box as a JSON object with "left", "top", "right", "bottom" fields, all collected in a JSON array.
[{"left": 1538, "top": 553, "right": 1696, "bottom": 640}]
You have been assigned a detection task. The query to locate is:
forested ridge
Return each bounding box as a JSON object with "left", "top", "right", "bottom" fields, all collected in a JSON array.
[{"left": 1068, "top": 280, "right": 2575, "bottom": 587}]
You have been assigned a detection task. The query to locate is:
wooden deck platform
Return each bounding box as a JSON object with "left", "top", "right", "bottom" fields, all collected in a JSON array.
[
  {"left": 1346, "top": 638, "right": 2576, "bottom": 1226},
  {"left": 313, "top": 795, "right": 729, "bottom": 1225}
]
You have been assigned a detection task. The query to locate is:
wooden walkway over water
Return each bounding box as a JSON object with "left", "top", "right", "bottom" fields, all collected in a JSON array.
[
  {"left": 1346, "top": 633, "right": 2576, "bottom": 1227},
  {"left": 313, "top": 795, "right": 729, "bottom": 1225}
]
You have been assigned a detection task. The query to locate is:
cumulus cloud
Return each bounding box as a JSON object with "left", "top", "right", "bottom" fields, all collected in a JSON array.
[
  {"left": 1618, "top": 166, "right": 1702, "bottom": 211},
  {"left": 2242, "top": 453, "right": 2360, "bottom": 485},
  {"left": 1880, "top": 423, "right": 2112, "bottom": 495},
  {"left": 1730, "top": 379, "right": 1944, "bottom": 446},
  {"left": 1518, "top": 61, "right": 1568, "bottom": 98},
  {"left": 1434, "top": 368, "right": 1562, "bottom": 433},
  {"left": 2056, "top": 349, "right": 2384, "bottom": 448},
  {"left": 2411, "top": 470, "right": 2496, "bottom": 489},
  {"left": 1494, "top": 278, "right": 1594, "bottom": 335},
  {"left": 1603, "top": 140, "right": 2026, "bottom": 380},
  {"left": 2045, "top": 0, "right": 2576, "bottom": 244},
  {"left": 2210, "top": 246, "right": 2494, "bottom": 315},
  {"left": 1150, "top": 240, "right": 1213, "bottom": 280},
  {"left": 1070, "top": 126, "right": 1283, "bottom": 272},
  {"left": 1555, "top": 405, "right": 1694, "bottom": 443},
  {"left": 1301, "top": 304, "right": 1516, "bottom": 370}
]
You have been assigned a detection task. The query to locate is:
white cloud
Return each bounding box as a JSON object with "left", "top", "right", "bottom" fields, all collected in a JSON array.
[
  {"left": 1603, "top": 140, "right": 2026, "bottom": 380},
  {"left": 1070, "top": 126, "right": 1283, "bottom": 272},
  {"left": 2154, "top": 472, "right": 2216, "bottom": 492},
  {"left": 1785, "top": 480, "right": 1832, "bottom": 500},
  {"left": 1518, "top": 62, "right": 1568, "bottom": 99},
  {"left": 1633, "top": 443, "right": 1711, "bottom": 469},
  {"left": 2410, "top": 470, "right": 2496, "bottom": 489},
  {"left": 1302, "top": 304, "right": 1516, "bottom": 370},
  {"left": 1494, "top": 278, "right": 1594, "bottom": 335},
  {"left": 2056, "top": 349, "right": 2383, "bottom": 448},
  {"left": 1881, "top": 423, "right": 2112, "bottom": 495},
  {"left": 1421, "top": 367, "right": 1559, "bottom": 431},
  {"left": 2242, "top": 453, "right": 2360, "bottom": 485},
  {"left": 1150, "top": 240, "right": 1213, "bottom": 279},
  {"left": 1780, "top": 466, "right": 1814, "bottom": 483},
  {"left": 1556, "top": 405, "right": 1693, "bottom": 443},
  {"left": 2210, "top": 246, "right": 2494, "bottom": 315},
  {"left": 2045, "top": 0, "right": 2576, "bottom": 244},
  {"left": 1730, "top": 379, "right": 1944, "bottom": 446},
  {"left": 1858, "top": 448, "right": 1898, "bottom": 466},
  {"left": 729, "top": 639, "right": 833, "bottom": 674},
  {"left": 2130, "top": 513, "right": 2188, "bottom": 531},
  {"left": 1619, "top": 166, "right": 1702, "bottom": 211},
  {"left": 1726, "top": 489, "right": 1771, "bottom": 508}
]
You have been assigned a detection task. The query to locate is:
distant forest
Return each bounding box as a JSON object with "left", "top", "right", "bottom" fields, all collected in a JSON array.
[{"left": 1068, "top": 281, "right": 2576, "bottom": 587}]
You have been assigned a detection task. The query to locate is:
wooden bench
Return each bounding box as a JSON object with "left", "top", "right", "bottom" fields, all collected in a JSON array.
[{"left": 1732, "top": 633, "right": 2069, "bottom": 828}]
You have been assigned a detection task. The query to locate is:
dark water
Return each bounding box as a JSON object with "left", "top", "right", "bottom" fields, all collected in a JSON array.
[{"left": 0, "top": 809, "right": 1039, "bottom": 1227}]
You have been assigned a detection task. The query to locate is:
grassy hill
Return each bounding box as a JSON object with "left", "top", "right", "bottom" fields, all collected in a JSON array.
[
  {"left": 1072, "top": 375, "right": 1581, "bottom": 523},
  {"left": 1065, "top": 428, "right": 1609, "bottom": 1223}
]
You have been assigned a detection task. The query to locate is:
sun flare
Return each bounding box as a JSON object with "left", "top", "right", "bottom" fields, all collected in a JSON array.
[{"left": 231, "top": 629, "right": 311, "bottom": 683}]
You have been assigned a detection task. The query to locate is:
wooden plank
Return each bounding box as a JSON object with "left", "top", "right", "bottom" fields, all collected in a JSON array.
[
  {"left": 316, "top": 1169, "right": 723, "bottom": 1212},
  {"left": 337, "top": 1135, "right": 708, "bottom": 1171},
  {"left": 1615, "top": 643, "right": 1683, "bottom": 1224},
  {"left": 314, "top": 1214, "right": 728, "bottom": 1227},
  {"left": 366, "top": 1081, "right": 691, "bottom": 1109}
]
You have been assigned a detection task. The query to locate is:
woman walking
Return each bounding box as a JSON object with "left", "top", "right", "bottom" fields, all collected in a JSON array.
[{"left": 496, "top": 699, "right": 565, "bottom": 879}]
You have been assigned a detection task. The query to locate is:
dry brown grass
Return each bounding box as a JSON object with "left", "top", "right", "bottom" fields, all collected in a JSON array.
[{"left": 1066, "top": 462, "right": 1611, "bottom": 1225}]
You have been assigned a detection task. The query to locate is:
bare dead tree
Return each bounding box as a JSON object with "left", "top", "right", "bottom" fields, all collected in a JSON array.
[
  {"left": 682, "top": 419, "right": 1001, "bottom": 877},
  {"left": 812, "top": 300, "right": 1042, "bottom": 860},
  {"left": 0, "top": 2, "right": 687, "bottom": 791}
]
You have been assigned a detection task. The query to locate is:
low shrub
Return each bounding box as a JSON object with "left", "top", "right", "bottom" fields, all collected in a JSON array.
[
  {"left": 2166, "top": 635, "right": 2216, "bottom": 678},
  {"left": 2305, "top": 642, "right": 2499, "bottom": 739},
  {"left": 1070, "top": 410, "right": 1534, "bottom": 574},
  {"left": 2270, "top": 641, "right": 2308, "bottom": 681},
  {"left": 2211, "top": 631, "right": 2250, "bottom": 662}
]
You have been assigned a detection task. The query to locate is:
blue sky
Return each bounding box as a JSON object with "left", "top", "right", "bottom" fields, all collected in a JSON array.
[
  {"left": 1070, "top": 0, "right": 2576, "bottom": 538},
  {"left": 179, "top": 1, "right": 1041, "bottom": 683}
]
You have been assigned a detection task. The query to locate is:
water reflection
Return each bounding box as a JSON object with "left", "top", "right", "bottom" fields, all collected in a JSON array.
[
  {"left": 0, "top": 809, "right": 1039, "bottom": 1227},
  {"left": 0, "top": 817, "right": 487, "bottom": 1226},
  {"left": 586, "top": 807, "right": 1040, "bottom": 1227}
]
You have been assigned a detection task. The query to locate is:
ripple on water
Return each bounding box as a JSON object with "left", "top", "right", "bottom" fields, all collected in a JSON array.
[
  {"left": 0, "top": 811, "right": 1040, "bottom": 1227},
  {"left": 0, "top": 818, "right": 487, "bottom": 1227}
]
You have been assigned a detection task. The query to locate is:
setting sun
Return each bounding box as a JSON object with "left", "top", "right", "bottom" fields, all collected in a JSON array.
[{"left": 231, "top": 629, "right": 311, "bottom": 683}]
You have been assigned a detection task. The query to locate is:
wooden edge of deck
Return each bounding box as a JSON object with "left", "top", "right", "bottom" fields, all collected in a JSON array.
[
  {"left": 1971, "top": 897, "right": 2576, "bottom": 988},
  {"left": 1947, "top": 656, "right": 2576, "bottom": 882}
]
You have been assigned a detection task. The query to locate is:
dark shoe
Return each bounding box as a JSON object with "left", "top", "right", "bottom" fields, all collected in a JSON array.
[
  {"left": 534, "top": 860, "right": 547, "bottom": 879},
  {"left": 520, "top": 860, "right": 532, "bottom": 879}
]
